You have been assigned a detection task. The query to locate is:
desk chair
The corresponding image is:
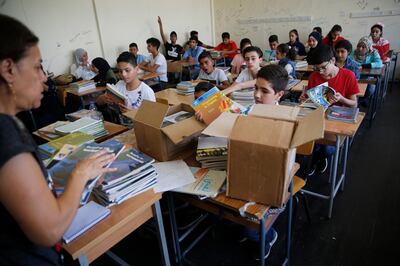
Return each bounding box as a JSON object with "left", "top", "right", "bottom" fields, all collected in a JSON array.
[{"left": 167, "top": 61, "right": 183, "bottom": 85}]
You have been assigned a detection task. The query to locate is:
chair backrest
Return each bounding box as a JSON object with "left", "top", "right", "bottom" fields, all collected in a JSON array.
[
  {"left": 167, "top": 61, "right": 183, "bottom": 73},
  {"left": 296, "top": 141, "right": 315, "bottom": 156}
]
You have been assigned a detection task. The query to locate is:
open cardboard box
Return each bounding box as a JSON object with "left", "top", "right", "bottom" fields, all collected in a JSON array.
[
  {"left": 203, "top": 104, "right": 325, "bottom": 207},
  {"left": 133, "top": 100, "right": 206, "bottom": 161}
]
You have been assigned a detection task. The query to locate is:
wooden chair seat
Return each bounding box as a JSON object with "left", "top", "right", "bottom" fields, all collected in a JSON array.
[{"left": 293, "top": 176, "right": 306, "bottom": 195}]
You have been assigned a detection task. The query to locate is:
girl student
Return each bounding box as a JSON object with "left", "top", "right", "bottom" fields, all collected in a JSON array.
[
  {"left": 91, "top": 57, "right": 117, "bottom": 86},
  {"left": 369, "top": 22, "right": 390, "bottom": 62},
  {"left": 70, "top": 48, "right": 96, "bottom": 80},
  {"left": 276, "top": 43, "right": 297, "bottom": 79},
  {"left": 286, "top": 29, "right": 306, "bottom": 57},
  {"left": 322, "top": 24, "right": 345, "bottom": 48}
]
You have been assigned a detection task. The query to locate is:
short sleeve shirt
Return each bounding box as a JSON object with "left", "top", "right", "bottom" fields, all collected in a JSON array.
[
  {"left": 164, "top": 43, "right": 183, "bottom": 61},
  {"left": 115, "top": 80, "right": 156, "bottom": 109},
  {"left": 197, "top": 68, "right": 228, "bottom": 85}
]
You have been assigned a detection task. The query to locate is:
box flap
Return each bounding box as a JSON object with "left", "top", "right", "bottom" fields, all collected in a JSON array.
[
  {"left": 161, "top": 117, "right": 205, "bottom": 144},
  {"left": 202, "top": 112, "right": 239, "bottom": 138},
  {"left": 290, "top": 107, "right": 325, "bottom": 148},
  {"left": 133, "top": 100, "right": 169, "bottom": 128},
  {"left": 122, "top": 109, "right": 137, "bottom": 121},
  {"left": 230, "top": 116, "right": 294, "bottom": 148},
  {"left": 249, "top": 104, "right": 299, "bottom": 122}
]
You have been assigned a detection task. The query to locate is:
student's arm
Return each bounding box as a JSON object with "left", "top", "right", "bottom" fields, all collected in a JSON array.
[
  {"left": 0, "top": 151, "right": 116, "bottom": 246},
  {"left": 218, "top": 80, "right": 230, "bottom": 90},
  {"left": 369, "top": 51, "right": 383, "bottom": 68},
  {"left": 222, "top": 80, "right": 256, "bottom": 95},
  {"left": 141, "top": 63, "right": 160, "bottom": 73},
  {"left": 202, "top": 43, "right": 214, "bottom": 49},
  {"left": 157, "top": 16, "right": 168, "bottom": 45}
]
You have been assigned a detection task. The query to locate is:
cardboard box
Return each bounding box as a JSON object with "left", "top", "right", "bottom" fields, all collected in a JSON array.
[
  {"left": 133, "top": 100, "right": 206, "bottom": 161},
  {"left": 203, "top": 104, "right": 324, "bottom": 207}
]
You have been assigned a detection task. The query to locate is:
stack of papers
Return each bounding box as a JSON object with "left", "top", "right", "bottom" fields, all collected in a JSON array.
[{"left": 55, "top": 117, "right": 108, "bottom": 139}]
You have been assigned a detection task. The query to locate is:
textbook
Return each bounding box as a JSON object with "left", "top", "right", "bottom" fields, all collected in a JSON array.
[
  {"left": 37, "top": 121, "right": 70, "bottom": 139},
  {"left": 176, "top": 81, "right": 196, "bottom": 95},
  {"left": 286, "top": 79, "right": 301, "bottom": 91},
  {"left": 63, "top": 201, "right": 110, "bottom": 244},
  {"left": 192, "top": 87, "right": 244, "bottom": 125},
  {"left": 49, "top": 140, "right": 125, "bottom": 204},
  {"left": 162, "top": 111, "right": 193, "bottom": 127},
  {"left": 326, "top": 105, "right": 359, "bottom": 123},
  {"left": 70, "top": 80, "right": 96, "bottom": 93},
  {"left": 106, "top": 83, "right": 129, "bottom": 105},
  {"left": 173, "top": 167, "right": 226, "bottom": 198},
  {"left": 54, "top": 117, "right": 107, "bottom": 138},
  {"left": 196, "top": 136, "right": 228, "bottom": 170},
  {"left": 305, "top": 82, "right": 335, "bottom": 110}
]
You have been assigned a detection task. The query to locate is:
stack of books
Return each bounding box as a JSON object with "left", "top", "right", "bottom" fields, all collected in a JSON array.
[
  {"left": 231, "top": 88, "right": 255, "bottom": 107},
  {"left": 93, "top": 148, "right": 157, "bottom": 206},
  {"left": 295, "top": 60, "right": 308, "bottom": 69},
  {"left": 196, "top": 136, "right": 228, "bottom": 170},
  {"left": 176, "top": 81, "right": 195, "bottom": 95},
  {"left": 55, "top": 117, "right": 108, "bottom": 139},
  {"left": 326, "top": 105, "right": 359, "bottom": 123},
  {"left": 69, "top": 80, "right": 96, "bottom": 93}
]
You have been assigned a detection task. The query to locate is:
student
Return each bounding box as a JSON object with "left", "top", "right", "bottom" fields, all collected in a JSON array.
[
  {"left": 231, "top": 38, "right": 252, "bottom": 74},
  {"left": 369, "top": 23, "right": 390, "bottom": 62},
  {"left": 140, "top": 37, "right": 168, "bottom": 84},
  {"left": 97, "top": 52, "right": 155, "bottom": 112},
  {"left": 214, "top": 32, "right": 238, "bottom": 67},
  {"left": 276, "top": 44, "right": 297, "bottom": 79},
  {"left": 313, "top": 26, "right": 323, "bottom": 37},
  {"left": 222, "top": 46, "right": 264, "bottom": 96},
  {"left": 302, "top": 45, "right": 359, "bottom": 174},
  {"left": 194, "top": 81, "right": 214, "bottom": 99},
  {"left": 70, "top": 48, "right": 96, "bottom": 80},
  {"left": 352, "top": 36, "right": 383, "bottom": 105},
  {"left": 0, "top": 14, "right": 117, "bottom": 265},
  {"left": 182, "top": 36, "right": 205, "bottom": 79},
  {"left": 287, "top": 29, "right": 306, "bottom": 56},
  {"left": 322, "top": 24, "right": 345, "bottom": 48},
  {"left": 129, "top": 43, "right": 146, "bottom": 65},
  {"left": 267, "top": 34, "right": 279, "bottom": 61},
  {"left": 157, "top": 16, "right": 183, "bottom": 61},
  {"left": 334, "top": 40, "right": 360, "bottom": 80},
  {"left": 91, "top": 57, "right": 117, "bottom": 86},
  {"left": 306, "top": 31, "right": 322, "bottom": 64},
  {"left": 197, "top": 51, "right": 229, "bottom": 90},
  {"left": 187, "top": 30, "right": 213, "bottom": 49}
]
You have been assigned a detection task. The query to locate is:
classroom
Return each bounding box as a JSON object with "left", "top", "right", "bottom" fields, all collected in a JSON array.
[{"left": 0, "top": 0, "right": 399, "bottom": 265}]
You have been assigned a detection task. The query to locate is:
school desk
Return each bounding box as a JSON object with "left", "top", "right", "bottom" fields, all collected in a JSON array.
[
  {"left": 167, "top": 163, "right": 300, "bottom": 266},
  {"left": 63, "top": 189, "right": 170, "bottom": 266},
  {"left": 290, "top": 80, "right": 367, "bottom": 97},
  {"left": 33, "top": 121, "right": 128, "bottom": 143},
  {"left": 138, "top": 72, "right": 162, "bottom": 81},
  {"left": 301, "top": 112, "right": 365, "bottom": 218},
  {"left": 390, "top": 50, "right": 399, "bottom": 91},
  {"left": 155, "top": 88, "right": 195, "bottom": 106},
  {"left": 65, "top": 86, "right": 106, "bottom": 108}
]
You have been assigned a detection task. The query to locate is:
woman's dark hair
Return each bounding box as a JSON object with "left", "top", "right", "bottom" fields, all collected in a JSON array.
[
  {"left": 117, "top": 51, "right": 137, "bottom": 67},
  {"left": 92, "top": 57, "right": 112, "bottom": 82},
  {"left": 242, "top": 46, "right": 263, "bottom": 58},
  {"left": 289, "top": 29, "right": 300, "bottom": 42},
  {"left": 146, "top": 37, "right": 161, "bottom": 50},
  {"left": 277, "top": 43, "right": 297, "bottom": 61},
  {"left": 239, "top": 38, "right": 252, "bottom": 52},
  {"left": 313, "top": 27, "right": 322, "bottom": 35},
  {"left": 257, "top": 65, "right": 288, "bottom": 93},
  {"left": 0, "top": 14, "right": 39, "bottom": 84},
  {"left": 335, "top": 39, "right": 353, "bottom": 53}
]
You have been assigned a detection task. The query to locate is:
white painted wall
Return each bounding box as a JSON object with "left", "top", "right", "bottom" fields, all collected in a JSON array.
[
  {"left": 0, "top": 0, "right": 214, "bottom": 76},
  {"left": 213, "top": 0, "right": 400, "bottom": 79}
]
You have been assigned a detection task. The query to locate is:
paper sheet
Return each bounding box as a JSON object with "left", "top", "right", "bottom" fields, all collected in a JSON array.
[{"left": 153, "top": 160, "right": 196, "bottom": 193}]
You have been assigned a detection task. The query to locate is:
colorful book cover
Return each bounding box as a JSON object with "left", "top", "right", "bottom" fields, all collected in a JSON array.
[
  {"left": 326, "top": 105, "right": 359, "bottom": 123},
  {"left": 306, "top": 82, "right": 336, "bottom": 110},
  {"left": 38, "top": 132, "right": 95, "bottom": 156}
]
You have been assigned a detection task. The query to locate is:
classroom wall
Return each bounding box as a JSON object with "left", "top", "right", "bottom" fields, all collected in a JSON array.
[
  {"left": 213, "top": 0, "right": 400, "bottom": 79},
  {"left": 0, "top": 0, "right": 214, "bottom": 76}
]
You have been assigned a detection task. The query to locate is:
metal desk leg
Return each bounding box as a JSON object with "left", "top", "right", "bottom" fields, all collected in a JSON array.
[
  {"left": 167, "top": 193, "right": 182, "bottom": 265},
  {"left": 340, "top": 137, "right": 350, "bottom": 192},
  {"left": 259, "top": 217, "right": 266, "bottom": 266},
  {"left": 78, "top": 255, "right": 89, "bottom": 266},
  {"left": 152, "top": 201, "right": 171, "bottom": 266},
  {"left": 390, "top": 54, "right": 398, "bottom": 92},
  {"left": 369, "top": 76, "right": 381, "bottom": 128},
  {"left": 328, "top": 135, "right": 341, "bottom": 219}
]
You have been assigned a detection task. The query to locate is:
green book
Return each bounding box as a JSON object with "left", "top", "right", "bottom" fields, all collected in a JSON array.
[{"left": 38, "top": 132, "right": 95, "bottom": 156}]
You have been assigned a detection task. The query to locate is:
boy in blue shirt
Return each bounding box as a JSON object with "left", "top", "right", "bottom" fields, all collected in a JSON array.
[
  {"left": 183, "top": 36, "right": 204, "bottom": 79},
  {"left": 129, "top": 43, "right": 146, "bottom": 65},
  {"left": 335, "top": 40, "right": 360, "bottom": 80}
]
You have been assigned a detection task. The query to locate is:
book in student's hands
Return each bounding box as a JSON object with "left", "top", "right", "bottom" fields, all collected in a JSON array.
[
  {"left": 63, "top": 201, "right": 110, "bottom": 244},
  {"left": 326, "top": 105, "right": 359, "bottom": 123},
  {"left": 106, "top": 83, "right": 129, "bottom": 105},
  {"left": 305, "top": 82, "right": 336, "bottom": 110}
]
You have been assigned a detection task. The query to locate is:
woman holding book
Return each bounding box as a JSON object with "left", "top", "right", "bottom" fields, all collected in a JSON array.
[{"left": 0, "top": 14, "right": 117, "bottom": 265}]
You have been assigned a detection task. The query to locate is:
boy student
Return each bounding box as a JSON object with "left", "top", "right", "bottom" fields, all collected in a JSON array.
[
  {"left": 129, "top": 43, "right": 146, "bottom": 65},
  {"left": 214, "top": 32, "right": 238, "bottom": 66},
  {"left": 187, "top": 30, "right": 213, "bottom": 49},
  {"left": 267, "top": 34, "right": 279, "bottom": 61},
  {"left": 197, "top": 51, "right": 229, "bottom": 89},
  {"left": 334, "top": 39, "right": 360, "bottom": 80},
  {"left": 97, "top": 52, "right": 155, "bottom": 112},
  {"left": 231, "top": 38, "right": 252, "bottom": 74},
  {"left": 157, "top": 16, "right": 183, "bottom": 61},
  {"left": 182, "top": 36, "right": 204, "bottom": 79},
  {"left": 140, "top": 37, "right": 168, "bottom": 85},
  {"left": 222, "top": 46, "right": 263, "bottom": 96}
]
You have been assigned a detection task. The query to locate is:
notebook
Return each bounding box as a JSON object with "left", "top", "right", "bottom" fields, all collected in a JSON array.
[{"left": 63, "top": 201, "right": 111, "bottom": 244}]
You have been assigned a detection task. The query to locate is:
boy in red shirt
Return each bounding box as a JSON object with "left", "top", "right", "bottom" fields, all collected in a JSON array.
[
  {"left": 214, "top": 32, "right": 238, "bottom": 67},
  {"left": 301, "top": 45, "right": 359, "bottom": 175}
]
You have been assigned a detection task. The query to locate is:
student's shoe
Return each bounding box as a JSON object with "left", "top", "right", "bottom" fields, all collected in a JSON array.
[{"left": 317, "top": 158, "right": 328, "bottom": 174}]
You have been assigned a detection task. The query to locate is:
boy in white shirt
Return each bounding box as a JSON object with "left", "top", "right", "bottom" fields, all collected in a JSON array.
[
  {"left": 97, "top": 52, "right": 155, "bottom": 112},
  {"left": 140, "top": 37, "right": 168, "bottom": 89},
  {"left": 197, "top": 51, "right": 229, "bottom": 90}
]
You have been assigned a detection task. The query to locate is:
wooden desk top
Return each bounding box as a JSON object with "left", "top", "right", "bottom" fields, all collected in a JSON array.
[
  {"left": 155, "top": 88, "right": 194, "bottom": 106},
  {"left": 290, "top": 80, "right": 367, "bottom": 97},
  {"left": 63, "top": 189, "right": 161, "bottom": 262},
  {"left": 360, "top": 66, "right": 385, "bottom": 77},
  {"left": 65, "top": 86, "right": 106, "bottom": 97},
  {"left": 324, "top": 112, "right": 365, "bottom": 137},
  {"left": 296, "top": 65, "right": 314, "bottom": 73},
  {"left": 138, "top": 72, "right": 161, "bottom": 81},
  {"left": 33, "top": 121, "right": 128, "bottom": 143}
]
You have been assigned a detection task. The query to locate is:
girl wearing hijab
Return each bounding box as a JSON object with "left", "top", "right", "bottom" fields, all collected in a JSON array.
[
  {"left": 305, "top": 31, "right": 322, "bottom": 63},
  {"left": 369, "top": 23, "right": 390, "bottom": 62},
  {"left": 70, "top": 48, "right": 96, "bottom": 80},
  {"left": 91, "top": 57, "right": 117, "bottom": 86}
]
